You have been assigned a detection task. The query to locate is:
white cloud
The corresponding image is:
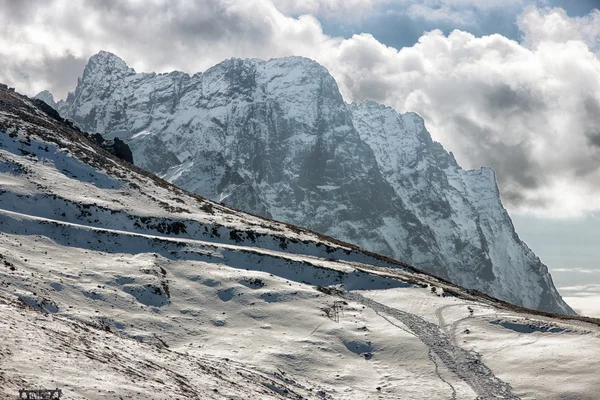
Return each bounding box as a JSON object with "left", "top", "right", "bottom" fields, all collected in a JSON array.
[
  {"left": 557, "top": 282, "right": 600, "bottom": 317},
  {"left": 1, "top": 1, "right": 600, "bottom": 217},
  {"left": 518, "top": 6, "right": 600, "bottom": 52},
  {"left": 558, "top": 284, "right": 600, "bottom": 294},
  {"left": 563, "top": 295, "right": 600, "bottom": 318},
  {"left": 552, "top": 268, "right": 600, "bottom": 274}
]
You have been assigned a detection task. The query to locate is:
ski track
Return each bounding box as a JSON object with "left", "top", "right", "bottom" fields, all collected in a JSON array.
[{"left": 344, "top": 292, "right": 520, "bottom": 400}]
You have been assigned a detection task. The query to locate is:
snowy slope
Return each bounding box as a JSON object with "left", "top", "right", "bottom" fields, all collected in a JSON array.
[
  {"left": 2, "top": 84, "right": 600, "bottom": 400},
  {"left": 52, "top": 51, "right": 572, "bottom": 315},
  {"left": 0, "top": 294, "right": 330, "bottom": 400}
]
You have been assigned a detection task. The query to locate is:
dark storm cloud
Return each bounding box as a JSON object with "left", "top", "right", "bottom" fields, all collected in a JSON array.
[
  {"left": 584, "top": 97, "right": 600, "bottom": 148},
  {"left": 583, "top": 97, "right": 600, "bottom": 176},
  {"left": 3, "top": 53, "right": 87, "bottom": 99},
  {"left": 86, "top": 0, "right": 269, "bottom": 42},
  {"left": 484, "top": 142, "right": 541, "bottom": 190},
  {"left": 452, "top": 115, "right": 542, "bottom": 192},
  {"left": 587, "top": 133, "right": 600, "bottom": 148},
  {"left": 0, "top": 0, "right": 38, "bottom": 22},
  {"left": 585, "top": 97, "right": 600, "bottom": 121},
  {"left": 452, "top": 85, "right": 600, "bottom": 199},
  {"left": 41, "top": 54, "right": 88, "bottom": 96},
  {"left": 502, "top": 190, "right": 549, "bottom": 210},
  {"left": 484, "top": 83, "right": 545, "bottom": 115}
]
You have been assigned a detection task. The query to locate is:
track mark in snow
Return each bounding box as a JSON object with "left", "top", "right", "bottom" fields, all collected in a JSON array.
[
  {"left": 435, "top": 304, "right": 455, "bottom": 336},
  {"left": 345, "top": 292, "right": 520, "bottom": 400},
  {"left": 372, "top": 305, "right": 458, "bottom": 399},
  {"left": 437, "top": 306, "right": 537, "bottom": 359},
  {"left": 436, "top": 304, "right": 479, "bottom": 346},
  {"left": 428, "top": 348, "right": 458, "bottom": 400}
]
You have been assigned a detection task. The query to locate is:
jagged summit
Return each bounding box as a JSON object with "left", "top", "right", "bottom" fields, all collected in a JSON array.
[
  {"left": 61, "top": 50, "right": 136, "bottom": 111},
  {"left": 85, "top": 50, "right": 133, "bottom": 74},
  {"left": 55, "top": 51, "right": 573, "bottom": 315},
  {"left": 34, "top": 90, "right": 57, "bottom": 109}
]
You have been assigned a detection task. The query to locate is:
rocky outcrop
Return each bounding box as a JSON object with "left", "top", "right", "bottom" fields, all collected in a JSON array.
[{"left": 91, "top": 133, "right": 134, "bottom": 164}]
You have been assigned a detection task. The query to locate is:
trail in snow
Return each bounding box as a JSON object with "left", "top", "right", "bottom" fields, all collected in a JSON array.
[
  {"left": 344, "top": 292, "right": 520, "bottom": 400},
  {"left": 435, "top": 303, "right": 476, "bottom": 346},
  {"left": 374, "top": 308, "right": 458, "bottom": 399},
  {"left": 428, "top": 347, "right": 458, "bottom": 400}
]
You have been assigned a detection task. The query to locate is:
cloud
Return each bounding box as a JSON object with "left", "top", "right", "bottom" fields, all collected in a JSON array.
[
  {"left": 557, "top": 280, "right": 600, "bottom": 317},
  {"left": 562, "top": 295, "right": 600, "bottom": 318},
  {"left": 271, "top": 0, "right": 380, "bottom": 17},
  {"left": 552, "top": 268, "right": 600, "bottom": 274},
  {"left": 558, "top": 283, "right": 600, "bottom": 294},
  {"left": 518, "top": 5, "right": 600, "bottom": 51},
  {"left": 1, "top": 1, "right": 600, "bottom": 217}
]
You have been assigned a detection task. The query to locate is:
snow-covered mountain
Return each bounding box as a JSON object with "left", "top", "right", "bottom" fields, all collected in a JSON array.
[
  {"left": 49, "top": 51, "right": 571, "bottom": 315},
  {"left": 2, "top": 85, "right": 600, "bottom": 399},
  {"left": 34, "top": 90, "right": 57, "bottom": 110}
]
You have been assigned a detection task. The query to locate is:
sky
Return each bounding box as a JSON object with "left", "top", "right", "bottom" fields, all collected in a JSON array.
[{"left": 0, "top": 0, "right": 599, "bottom": 316}]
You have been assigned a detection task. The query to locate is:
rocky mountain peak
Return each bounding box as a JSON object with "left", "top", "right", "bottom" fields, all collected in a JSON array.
[
  {"left": 84, "top": 50, "right": 133, "bottom": 76},
  {"left": 34, "top": 90, "right": 57, "bottom": 109}
]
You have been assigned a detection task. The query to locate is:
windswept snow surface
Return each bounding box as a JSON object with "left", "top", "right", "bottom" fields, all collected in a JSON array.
[
  {"left": 52, "top": 51, "right": 573, "bottom": 315},
  {"left": 0, "top": 294, "right": 330, "bottom": 400},
  {"left": 2, "top": 89, "right": 599, "bottom": 399}
]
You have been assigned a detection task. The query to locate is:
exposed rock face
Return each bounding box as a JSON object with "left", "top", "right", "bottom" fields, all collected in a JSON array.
[
  {"left": 90, "top": 133, "right": 134, "bottom": 164},
  {"left": 55, "top": 51, "right": 574, "bottom": 314}
]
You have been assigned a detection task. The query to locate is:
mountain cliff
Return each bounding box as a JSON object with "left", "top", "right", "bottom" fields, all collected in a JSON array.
[{"left": 51, "top": 51, "right": 573, "bottom": 315}]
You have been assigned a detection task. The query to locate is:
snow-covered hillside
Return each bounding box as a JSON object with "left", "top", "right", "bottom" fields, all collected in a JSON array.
[
  {"left": 3, "top": 84, "right": 600, "bottom": 399},
  {"left": 49, "top": 51, "right": 571, "bottom": 315}
]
